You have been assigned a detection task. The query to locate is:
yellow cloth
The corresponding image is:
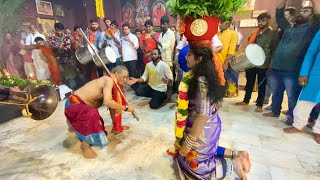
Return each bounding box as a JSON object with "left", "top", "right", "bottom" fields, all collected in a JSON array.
[
  {"left": 95, "top": 0, "right": 105, "bottom": 18},
  {"left": 141, "top": 61, "right": 173, "bottom": 92},
  {"left": 216, "top": 29, "right": 238, "bottom": 63}
]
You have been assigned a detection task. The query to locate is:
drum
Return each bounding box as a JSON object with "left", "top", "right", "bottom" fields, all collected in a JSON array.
[
  {"left": 230, "top": 44, "right": 266, "bottom": 72},
  {"left": 93, "top": 46, "right": 117, "bottom": 67},
  {"left": 75, "top": 44, "right": 97, "bottom": 64}
]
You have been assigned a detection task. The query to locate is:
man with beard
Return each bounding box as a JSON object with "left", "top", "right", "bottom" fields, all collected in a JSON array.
[
  {"left": 154, "top": 16, "right": 175, "bottom": 101},
  {"left": 84, "top": 18, "right": 102, "bottom": 81},
  {"left": 128, "top": 48, "right": 173, "bottom": 109},
  {"left": 235, "top": 13, "right": 278, "bottom": 112},
  {"left": 263, "top": 0, "right": 320, "bottom": 124}
]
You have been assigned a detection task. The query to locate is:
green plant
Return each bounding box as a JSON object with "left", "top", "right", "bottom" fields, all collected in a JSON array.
[
  {"left": 0, "top": 76, "right": 53, "bottom": 89},
  {"left": 166, "top": 0, "right": 248, "bottom": 19},
  {"left": 0, "top": 0, "right": 26, "bottom": 39}
]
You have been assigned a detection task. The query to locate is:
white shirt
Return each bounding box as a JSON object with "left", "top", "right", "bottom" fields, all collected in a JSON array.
[
  {"left": 176, "top": 34, "right": 222, "bottom": 50},
  {"left": 141, "top": 60, "right": 173, "bottom": 92},
  {"left": 25, "top": 31, "right": 46, "bottom": 45},
  {"left": 101, "top": 30, "right": 121, "bottom": 58},
  {"left": 158, "top": 29, "right": 176, "bottom": 66},
  {"left": 120, "top": 33, "right": 139, "bottom": 62}
]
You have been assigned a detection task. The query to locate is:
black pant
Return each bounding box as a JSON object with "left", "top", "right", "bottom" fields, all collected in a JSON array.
[
  {"left": 244, "top": 67, "right": 267, "bottom": 107},
  {"left": 124, "top": 60, "right": 137, "bottom": 78},
  {"left": 85, "top": 62, "right": 95, "bottom": 82},
  {"left": 135, "top": 84, "right": 166, "bottom": 109}
]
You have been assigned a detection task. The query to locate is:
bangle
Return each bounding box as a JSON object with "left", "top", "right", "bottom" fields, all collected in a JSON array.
[
  {"left": 183, "top": 134, "right": 197, "bottom": 149},
  {"left": 216, "top": 146, "right": 225, "bottom": 158}
]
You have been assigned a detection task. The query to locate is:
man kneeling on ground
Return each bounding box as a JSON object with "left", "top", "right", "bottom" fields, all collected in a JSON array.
[{"left": 128, "top": 48, "right": 173, "bottom": 109}]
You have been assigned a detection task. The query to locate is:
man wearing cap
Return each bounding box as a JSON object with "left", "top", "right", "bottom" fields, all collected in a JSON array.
[
  {"left": 235, "top": 13, "right": 278, "bottom": 112},
  {"left": 263, "top": 0, "right": 320, "bottom": 124}
]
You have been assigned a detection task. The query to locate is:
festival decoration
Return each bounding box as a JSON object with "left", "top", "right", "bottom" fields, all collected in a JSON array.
[
  {"left": 166, "top": 0, "right": 247, "bottom": 19},
  {"left": 95, "top": 0, "right": 105, "bottom": 19},
  {"left": 167, "top": 0, "right": 247, "bottom": 41},
  {"left": 175, "top": 71, "right": 192, "bottom": 142},
  {"left": 0, "top": 75, "right": 53, "bottom": 89},
  {"left": 167, "top": 0, "right": 244, "bottom": 161}
]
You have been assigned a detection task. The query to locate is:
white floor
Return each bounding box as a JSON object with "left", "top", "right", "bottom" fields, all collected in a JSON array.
[{"left": 0, "top": 86, "right": 320, "bottom": 180}]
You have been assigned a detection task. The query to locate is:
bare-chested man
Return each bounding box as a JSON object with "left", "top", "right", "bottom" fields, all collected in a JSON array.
[{"left": 64, "top": 66, "right": 134, "bottom": 159}]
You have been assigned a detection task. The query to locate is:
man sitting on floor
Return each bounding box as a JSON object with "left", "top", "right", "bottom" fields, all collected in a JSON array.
[
  {"left": 64, "top": 66, "right": 135, "bottom": 159},
  {"left": 128, "top": 48, "right": 173, "bottom": 109}
]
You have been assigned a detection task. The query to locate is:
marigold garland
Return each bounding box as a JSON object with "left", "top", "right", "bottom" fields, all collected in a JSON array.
[
  {"left": 175, "top": 71, "right": 192, "bottom": 142},
  {"left": 213, "top": 54, "right": 226, "bottom": 86}
]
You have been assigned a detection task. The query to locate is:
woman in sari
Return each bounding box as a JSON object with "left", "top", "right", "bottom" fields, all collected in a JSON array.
[
  {"left": 34, "top": 37, "right": 62, "bottom": 86},
  {"left": 169, "top": 46, "right": 250, "bottom": 179},
  {"left": 139, "top": 20, "right": 159, "bottom": 66},
  {"left": 0, "top": 32, "right": 25, "bottom": 77}
]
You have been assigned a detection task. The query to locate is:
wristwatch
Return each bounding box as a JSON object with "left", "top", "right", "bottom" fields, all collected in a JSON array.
[{"left": 124, "top": 105, "right": 129, "bottom": 112}]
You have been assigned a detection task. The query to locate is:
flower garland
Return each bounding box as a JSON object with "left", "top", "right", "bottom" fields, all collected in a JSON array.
[{"left": 175, "top": 71, "right": 192, "bottom": 142}]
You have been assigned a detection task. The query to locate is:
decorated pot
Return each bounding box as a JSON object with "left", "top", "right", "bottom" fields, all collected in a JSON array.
[{"left": 183, "top": 16, "right": 220, "bottom": 41}]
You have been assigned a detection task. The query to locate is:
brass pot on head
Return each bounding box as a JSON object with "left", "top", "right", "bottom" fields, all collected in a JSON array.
[{"left": 0, "top": 85, "right": 59, "bottom": 120}]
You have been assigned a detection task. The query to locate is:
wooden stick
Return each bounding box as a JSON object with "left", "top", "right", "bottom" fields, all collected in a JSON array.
[{"left": 80, "top": 28, "right": 139, "bottom": 121}]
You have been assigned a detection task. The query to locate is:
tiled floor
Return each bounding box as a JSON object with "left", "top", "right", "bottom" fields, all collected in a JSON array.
[{"left": 0, "top": 85, "right": 319, "bottom": 180}]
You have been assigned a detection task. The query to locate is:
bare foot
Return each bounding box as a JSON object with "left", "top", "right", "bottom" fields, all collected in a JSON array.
[
  {"left": 263, "top": 112, "right": 279, "bottom": 117},
  {"left": 112, "top": 125, "right": 130, "bottom": 134},
  {"left": 67, "top": 127, "right": 73, "bottom": 133},
  {"left": 237, "top": 151, "right": 251, "bottom": 173},
  {"left": 254, "top": 106, "right": 263, "bottom": 113},
  {"left": 232, "top": 158, "right": 247, "bottom": 180},
  {"left": 80, "top": 141, "right": 98, "bottom": 159},
  {"left": 111, "top": 130, "right": 121, "bottom": 134},
  {"left": 123, "top": 125, "right": 130, "bottom": 130},
  {"left": 306, "top": 123, "right": 315, "bottom": 129},
  {"left": 264, "top": 105, "right": 272, "bottom": 111},
  {"left": 282, "top": 110, "right": 288, "bottom": 115},
  {"left": 235, "top": 102, "right": 249, "bottom": 106},
  {"left": 283, "top": 127, "right": 302, "bottom": 134},
  {"left": 313, "top": 133, "right": 320, "bottom": 144}
]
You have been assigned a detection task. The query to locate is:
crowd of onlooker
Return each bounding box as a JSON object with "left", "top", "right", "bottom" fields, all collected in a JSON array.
[{"left": 0, "top": 0, "right": 319, "bottom": 143}]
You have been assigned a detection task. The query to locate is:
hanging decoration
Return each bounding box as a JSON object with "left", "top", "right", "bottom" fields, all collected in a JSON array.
[{"left": 95, "top": 0, "right": 105, "bottom": 18}]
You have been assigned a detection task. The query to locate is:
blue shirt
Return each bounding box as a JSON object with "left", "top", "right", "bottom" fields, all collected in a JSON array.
[
  {"left": 84, "top": 29, "right": 102, "bottom": 49},
  {"left": 299, "top": 30, "right": 320, "bottom": 103}
]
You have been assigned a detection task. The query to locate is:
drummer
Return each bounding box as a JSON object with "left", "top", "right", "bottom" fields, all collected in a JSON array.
[
  {"left": 83, "top": 18, "right": 102, "bottom": 81},
  {"left": 99, "top": 20, "right": 121, "bottom": 74},
  {"left": 65, "top": 65, "right": 135, "bottom": 159},
  {"left": 235, "top": 12, "right": 278, "bottom": 112}
]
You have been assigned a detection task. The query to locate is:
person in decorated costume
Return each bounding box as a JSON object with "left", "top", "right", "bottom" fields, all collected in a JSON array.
[{"left": 166, "top": 0, "right": 251, "bottom": 179}]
